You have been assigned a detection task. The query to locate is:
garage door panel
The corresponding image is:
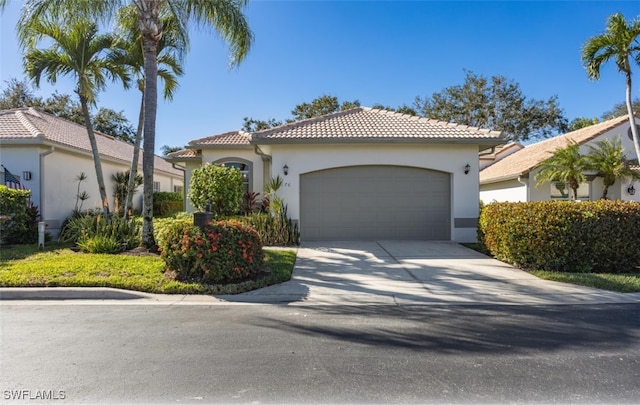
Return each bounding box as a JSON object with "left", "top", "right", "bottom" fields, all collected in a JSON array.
[{"left": 300, "top": 165, "right": 451, "bottom": 241}]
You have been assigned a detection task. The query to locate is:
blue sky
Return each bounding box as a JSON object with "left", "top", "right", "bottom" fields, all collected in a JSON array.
[{"left": 1, "top": 1, "right": 639, "bottom": 153}]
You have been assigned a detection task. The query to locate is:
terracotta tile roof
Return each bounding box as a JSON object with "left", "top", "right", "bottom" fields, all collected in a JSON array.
[
  {"left": 0, "top": 107, "right": 180, "bottom": 175},
  {"left": 252, "top": 107, "right": 504, "bottom": 143},
  {"left": 480, "top": 115, "right": 633, "bottom": 184},
  {"left": 166, "top": 148, "right": 200, "bottom": 161},
  {"left": 189, "top": 130, "right": 251, "bottom": 147}
]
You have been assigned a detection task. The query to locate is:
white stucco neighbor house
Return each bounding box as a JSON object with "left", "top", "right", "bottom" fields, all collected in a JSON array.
[
  {"left": 480, "top": 115, "right": 640, "bottom": 204},
  {"left": 167, "top": 107, "right": 505, "bottom": 243},
  {"left": 0, "top": 107, "right": 183, "bottom": 236}
]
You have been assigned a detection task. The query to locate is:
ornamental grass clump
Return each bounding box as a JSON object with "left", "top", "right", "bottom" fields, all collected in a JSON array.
[{"left": 158, "top": 220, "right": 264, "bottom": 284}]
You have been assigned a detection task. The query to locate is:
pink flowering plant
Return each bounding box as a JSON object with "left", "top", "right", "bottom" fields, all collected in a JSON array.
[{"left": 158, "top": 220, "right": 264, "bottom": 284}]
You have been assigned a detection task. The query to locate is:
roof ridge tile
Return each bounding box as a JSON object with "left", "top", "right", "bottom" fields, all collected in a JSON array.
[{"left": 15, "top": 110, "right": 44, "bottom": 138}]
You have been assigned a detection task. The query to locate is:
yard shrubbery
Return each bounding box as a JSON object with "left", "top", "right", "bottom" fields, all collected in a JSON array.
[
  {"left": 59, "top": 213, "right": 140, "bottom": 253},
  {"left": 158, "top": 220, "right": 264, "bottom": 284},
  {"left": 153, "top": 191, "right": 183, "bottom": 217},
  {"left": 0, "top": 186, "right": 38, "bottom": 245},
  {"left": 234, "top": 206, "right": 300, "bottom": 246},
  {"left": 479, "top": 201, "right": 640, "bottom": 273}
]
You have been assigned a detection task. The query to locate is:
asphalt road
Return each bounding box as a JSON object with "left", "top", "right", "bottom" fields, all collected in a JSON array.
[{"left": 1, "top": 303, "right": 639, "bottom": 404}]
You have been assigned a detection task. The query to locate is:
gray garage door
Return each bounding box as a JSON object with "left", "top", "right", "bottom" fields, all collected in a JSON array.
[{"left": 300, "top": 165, "right": 451, "bottom": 241}]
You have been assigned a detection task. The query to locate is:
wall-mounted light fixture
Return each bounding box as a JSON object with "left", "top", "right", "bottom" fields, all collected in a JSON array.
[
  {"left": 22, "top": 171, "right": 32, "bottom": 181},
  {"left": 628, "top": 184, "right": 636, "bottom": 196},
  {"left": 464, "top": 163, "right": 471, "bottom": 175},
  {"left": 283, "top": 164, "right": 289, "bottom": 176}
]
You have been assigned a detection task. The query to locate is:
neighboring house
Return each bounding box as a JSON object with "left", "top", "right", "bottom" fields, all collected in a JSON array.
[
  {"left": 480, "top": 115, "right": 640, "bottom": 203},
  {"left": 479, "top": 142, "right": 524, "bottom": 170},
  {"left": 0, "top": 107, "right": 183, "bottom": 236},
  {"left": 167, "top": 107, "right": 505, "bottom": 243}
]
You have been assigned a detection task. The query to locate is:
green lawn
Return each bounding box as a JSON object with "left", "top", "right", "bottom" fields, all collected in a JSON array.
[
  {"left": 0, "top": 243, "right": 297, "bottom": 295},
  {"left": 529, "top": 271, "right": 640, "bottom": 293}
]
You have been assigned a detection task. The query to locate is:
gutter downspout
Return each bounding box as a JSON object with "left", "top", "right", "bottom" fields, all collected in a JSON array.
[
  {"left": 517, "top": 175, "right": 530, "bottom": 202},
  {"left": 171, "top": 163, "right": 187, "bottom": 211},
  {"left": 39, "top": 146, "right": 55, "bottom": 220}
]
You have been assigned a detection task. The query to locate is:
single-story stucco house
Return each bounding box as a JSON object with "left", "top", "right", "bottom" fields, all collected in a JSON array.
[
  {"left": 479, "top": 115, "right": 640, "bottom": 203},
  {"left": 0, "top": 107, "right": 183, "bottom": 236},
  {"left": 167, "top": 107, "right": 506, "bottom": 243}
]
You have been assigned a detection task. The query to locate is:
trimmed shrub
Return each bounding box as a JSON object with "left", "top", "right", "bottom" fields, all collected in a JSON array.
[
  {"left": 0, "top": 185, "right": 37, "bottom": 245},
  {"left": 158, "top": 220, "right": 264, "bottom": 284},
  {"left": 479, "top": 201, "right": 640, "bottom": 273},
  {"left": 153, "top": 192, "right": 183, "bottom": 217},
  {"left": 188, "top": 163, "right": 243, "bottom": 216},
  {"left": 153, "top": 212, "right": 192, "bottom": 248}
]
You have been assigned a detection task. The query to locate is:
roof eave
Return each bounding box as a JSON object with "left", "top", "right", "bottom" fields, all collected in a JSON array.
[
  {"left": 252, "top": 137, "right": 507, "bottom": 146},
  {"left": 480, "top": 171, "right": 530, "bottom": 185},
  {"left": 188, "top": 143, "right": 253, "bottom": 150}
]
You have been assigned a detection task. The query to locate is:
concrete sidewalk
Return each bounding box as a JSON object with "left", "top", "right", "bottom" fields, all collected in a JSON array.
[{"left": 2, "top": 241, "right": 639, "bottom": 306}]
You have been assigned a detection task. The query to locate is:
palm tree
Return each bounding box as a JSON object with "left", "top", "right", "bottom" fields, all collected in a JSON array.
[
  {"left": 583, "top": 137, "right": 640, "bottom": 199},
  {"left": 114, "top": 5, "right": 185, "bottom": 220},
  {"left": 11, "top": 0, "right": 253, "bottom": 249},
  {"left": 535, "top": 142, "right": 587, "bottom": 200},
  {"left": 21, "top": 17, "right": 130, "bottom": 219},
  {"left": 582, "top": 12, "right": 640, "bottom": 165}
]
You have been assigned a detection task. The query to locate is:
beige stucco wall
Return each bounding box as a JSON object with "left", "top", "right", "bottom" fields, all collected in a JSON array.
[
  {"left": 263, "top": 143, "right": 481, "bottom": 242},
  {"left": 480, "top": 179, "right": 527, "bottom": 203}
]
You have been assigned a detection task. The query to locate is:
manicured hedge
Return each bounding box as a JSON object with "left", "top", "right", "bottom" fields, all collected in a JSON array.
[
  {"left": 479, "top": 201, "right": 640, "bottom": 273},
  {"left": 153, "top": 192, "right": 183, "bottom": 217},
  {"left": 158, "top": 220, "right": 264, "bottom": 284}
]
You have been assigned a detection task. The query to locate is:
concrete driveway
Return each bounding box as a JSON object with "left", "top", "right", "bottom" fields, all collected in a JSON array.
[{"left": 222, "top": 241, "right": 640, "bottom": 305}]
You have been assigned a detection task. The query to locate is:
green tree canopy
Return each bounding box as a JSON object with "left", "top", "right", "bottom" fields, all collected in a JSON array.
[
  {"left": 291, "top": 95, "right": 360, "bottom": 120},
  {"left": 568, "top": 116, "right": 600, "bottom": 132},
  {"left": 414, "top": 70, "right": 568, "bottom": 142},
  {"left": 601, "top": 98, "right": 640, "bottom": 120}
]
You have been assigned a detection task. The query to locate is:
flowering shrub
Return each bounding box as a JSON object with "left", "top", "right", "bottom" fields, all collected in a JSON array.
[
  {"left": 479, "top": 201, "right": 640, "bottom": 273},
  {"left": 158, "top": 220, "right": 264, "bottom": 284}
]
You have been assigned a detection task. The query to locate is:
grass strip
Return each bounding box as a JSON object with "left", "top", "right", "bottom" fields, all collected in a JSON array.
[{"left": 529, "top": 271, "right": 640, "bottom": 293}]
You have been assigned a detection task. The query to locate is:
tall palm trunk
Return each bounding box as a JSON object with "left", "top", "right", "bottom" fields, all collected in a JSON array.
[
  {"left": 80, "top": 96, "right": 111, "bottom": 220},
  {"left": 123, "top": 94, "right": 144, "bottom": 219},
  {"left": 141, "top": 35, "right": 159, "bottom": 249},
  {"left": 625, "top": 71, "right": 640, "bottom": 162}
]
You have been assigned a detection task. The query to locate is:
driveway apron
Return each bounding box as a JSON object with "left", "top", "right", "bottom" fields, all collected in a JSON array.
[{"left": 219, "top": 241, "right": 640, "bottom": 305}]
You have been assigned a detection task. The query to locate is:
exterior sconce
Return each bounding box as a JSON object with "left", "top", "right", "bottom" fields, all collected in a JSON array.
[
  {"left": 22, "top": 171, "right": 32, "bottom": 181},
  {"left": 283, "top": 164, "right": 289, "bottom": 176},
  {"left": 628, "top": 184, "right": 636, "bottom": 196},
  {"left": 464, "top": 164, "right": 471, "bottom": 175}
]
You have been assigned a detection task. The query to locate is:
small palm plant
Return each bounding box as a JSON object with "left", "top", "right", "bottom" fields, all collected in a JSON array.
[
  {"left": 583, "top": 137, "right": 640, "bottom": 199},
  {"left": 535, "top": 141, "right": 587, "bottom": 200}
]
